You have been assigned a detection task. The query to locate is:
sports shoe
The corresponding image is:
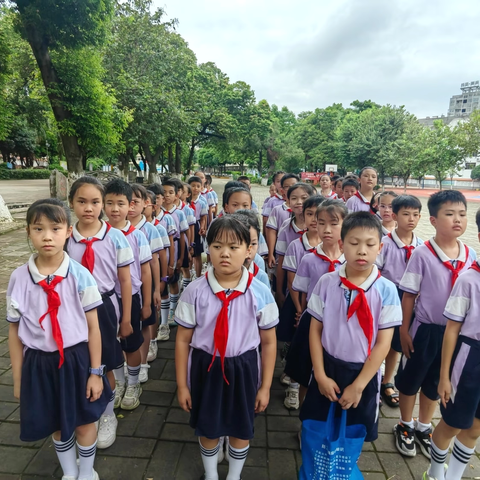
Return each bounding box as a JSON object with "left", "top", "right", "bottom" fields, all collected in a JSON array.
[
  {"left": 97, "top": 413, "right": 118, "bottom": 449},
  {"left": 279, "top": 373, "right": 291, "bottom": 386},
  {"left": 147, "top": 341, "right": 158, "bottom": 362},
  {"left": 139, "top": 364, "right": 150, "bottom": 384},
  {"left": 114, "top": 380, "right": 126, "bottom": 409},
  {"left": 393, "top": 423, "right": 416, "bottom": 457},
  {"left": 422, "top": 465, "right": 447, "bottom": 480},
  {"left": 284, "top": 386, "right": 300, "bottom": 410},
  {"left": 62, "top": 476, "right": 77, "bottom": 480},
  {"left": 157, "top": 324, "right": 170, "bottom": 341},
  {"left": 415, "top": 427, "right": 432, "bottom": 459},
  {"left": 217, "top": 436, "right": 225, "bottom": 463},
  {"left": 120, "top": 383, "right": 142, "bottom": 410},
  {"left": 168, "top": 309, "right": 177, "bottom": 327}
]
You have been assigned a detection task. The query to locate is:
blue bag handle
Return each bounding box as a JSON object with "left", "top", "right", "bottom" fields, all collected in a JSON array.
[{"left": 325, "top": 401, "right": 347, "bottom": 441}]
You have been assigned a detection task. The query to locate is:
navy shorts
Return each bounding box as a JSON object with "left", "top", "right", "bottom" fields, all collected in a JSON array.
[
  {"left": 98, "top": 290, "right": 124, "bottom": 371},
  {"left": 181, "top": 237, "right": 190, "bottom": 268},
  {"left": 441, "top": 335, "right": 480, "bottom": 429},
  {"left": 120, "top": 292, "right": 144, "bottom": 353},
  {"left": 142, "top": 278, "right": 158, "bottom": 327},
  {"left": 192, "top": 222, "right": 204, "bottom": 258},
  {"left": 300, "top": 349, "right": 380, "bottom": 442},
  {"left": 395, "top": 322, "right": 445, "bottom": 401},
  {"left": 276, "top": 293, "right": 297, "bottom": 343}
]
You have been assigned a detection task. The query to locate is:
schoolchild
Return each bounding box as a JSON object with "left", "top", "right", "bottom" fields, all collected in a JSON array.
[
  {"left": 394, "top": 190, "right": 476, "bottom": 459},
  {"left": 333, "top": 177, "right": 344, "bottom": 199},
  {"left": 237, "top": 175, "right": 259, "bottom": 214},
  {"left": 345, "top": 166, "right": 378, "bottom": 213},
  {"left": 262, "top": 171, "right": 285, "bottom": 234},
  {"left": 375, "top": 191, "right": 398, "bottom": 235},
  {"left": 68, "top": 176, "right": 134, "bottom": 449},
  {"left": 342, "top": 177, "right": 359, "bottom": 203},
  {"left": 205, "top": 174, "right": 219, "bottom": 217},
  {"left": 263, "top": 183, "right": 276, "bottom": 208},
  {"left": 104, "top": 179, "right": 152, "bottom": 412},
  {"left": 175, "top": 216, "right": 278, "bottom": 480},
  {"left": 300, "top": 212, "right": 402, "bottom": 443},
  {"left": 319, "top": 174, "right": 338, "bottom": 199},
  {"left": 195, "top": 170, "right": 216, "bottom": 224},
  {"left": 8, "top": 199, "right": 110, "bottom": 480},
  {"left": 375, "top": 194, "right": 423, "bottom": 409}
]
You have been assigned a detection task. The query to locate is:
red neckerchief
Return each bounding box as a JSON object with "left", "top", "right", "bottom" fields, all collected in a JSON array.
[
  {"left": 205, "top": 271, "right": 253, "bottom": 384},
  {"left": 79, "top": 223, "right": 111, "bottom": 274},
  {"left": 470, "top": 262, "right": 480, "bottom": 273},
  {"left": 313, "top": 251, "right": 341, "bottom": 272},
  {"left": 425, "top": 240, "right": 468, "bottom": 288},
  {"left": 340, "top": 271, "right": 381, "bottom": 356},
  {"left": 38, "top": 276, "right": 65, "bottom": 368},
  {"left": 121, "top": 223, "right": 136, "bottom": 236},
  {"left": 253, "top": 263, "right": 259, "bottom": 277},
  {"left": 154, "top": 219, "right": 159, "bottom": 226},
  {"left": 388, "top": 233, "right": 415, "bottom": 261},
  {"left": 354, "top": 191, "right": 376, "bottom": 215},
  {"left": 190, "top": 201, "right": 196, "bottom": 213}
]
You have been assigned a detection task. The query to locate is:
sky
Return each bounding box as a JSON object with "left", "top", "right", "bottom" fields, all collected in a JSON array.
[{"left": 156, "top": 0, "right": 480, "bottom": 119}]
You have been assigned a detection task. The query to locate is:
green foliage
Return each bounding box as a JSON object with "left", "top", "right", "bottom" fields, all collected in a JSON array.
[
  {"left": 85, "top": 157, "right": 106, "bottom": 171},
  {"left": 471, "top": 165, "right": 480, "bottom": 181},
  {"left": 0, "top": 168, "right": 51, "bottom": 179}
]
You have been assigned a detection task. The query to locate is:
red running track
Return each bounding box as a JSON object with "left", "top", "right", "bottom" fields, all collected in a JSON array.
[{"left": 383, "top": 187, "right": 480, "bottom": 203}]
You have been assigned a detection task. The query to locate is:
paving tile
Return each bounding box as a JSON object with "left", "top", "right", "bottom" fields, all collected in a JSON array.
[
  {"left": 266, "top": 390, "right": 290, "bottom": 416},
  {"left": 94, "top": 455, "right": 148, "bottom": 480},
  {"left": 461, "top": 453, "right": 480, "bottom": 478},
  {"left": 373, "top": 433, "right": 398, "bottom": 453},
  {"left": 145, "top": 440, "right": 183, "bottom": 479},
  {"left": 147, "top": 358, "right": 167, "bottom": 380},
  {"left": 156, "top": 348, "right": 175, "bottom": 360},
  {"left": 116, "top": 406, "right": 145, "bottom": 436},
  {"left": 166, "top": 407, "right": 190, "bottom": 424},
  {"left": 245, "top": 447, "right": 267, "bottom": 468},
  {"left": 160, "top": 423, "right": 197, "bottom": 443},
  {"left": 403, "top": 453, "right": 429, "bottom": 479},
  {"left": 98, "top": 436, "right": 155, "bottom": 458},
  {"left": 267, "top": 431, "right": 299, "bottom": 450},
  {"left": 378, "top": 416, "right": 399, "bottom": 434},
  {"left": 174, "top": 443, "right": 204, "bottom": 478},
  {"left": 0, "top": 370, "right": 13, "bottom": 386},
  {"left": 362, "top": 474, "right": 387, "bottom": 479},
  {"left": 24, "top": 439, "right": 59, "bottom": 476},
  {"left": 266, "top": 415, "right": 301, "bottom": 432},
  {"left": 134, "top": 406, "right": 167, "bottom": 438},
  {"left": 0, "top": 402, "right": 18, "bottom": 421},
  {"left": 268, "top": 448, "right": 298, "bottom": 479},
  {"left": 0, "top": 445, "right": 37, "bottom": 474},
  {"left": 142, "top": 379, "right": 176, "bottom": 393},
  {"left": 140, "top": 390, "right": 174, "bottom": 407},
  {"left": 0, "top": 342, "right": 10, "bottom": 357},
  {"left": 251, "top": 415, "right": 267, "bottom": 448},
  {"left": 357, "top": 452, "right": 383, "bottom": 472},
  {"left": 377, "top": 452, "right": 412, "bottom": 479},
  {"left": 0, "top": 358, "right": 12, "bottom": 370},
  {"left": 0, "top": 423, "right": 45, "bottom": 448},
  {"left": 363, "top": 441, "right": 374, "bottom": 452},
  {"left": 159, "top": 360, "right": 176, "bottom": 381},
  {"left": 157, "top": 340, "right": 175, "bottom": 350},
  {"left": 241, "top": 466, "right": 269, "bottom": 479},
  {"left": 0, "top": 385, "right": 17, "bottom": 403}
]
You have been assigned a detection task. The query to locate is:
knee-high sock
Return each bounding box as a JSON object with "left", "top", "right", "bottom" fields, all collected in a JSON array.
[
  {"left": 226, "top": 444, "right": 249, "bottom": 480},
  {"left": 446, "top": 438, "right": 475, "bottom": 480},
  {"left": 77, "top": 440, "right": 97, "bottom": 480},
  {"left": 199, "top": 439, "right": 220, "bottom": 480},
  {"left": 53, "top": 433, "right": 78, "bottom": 478}
]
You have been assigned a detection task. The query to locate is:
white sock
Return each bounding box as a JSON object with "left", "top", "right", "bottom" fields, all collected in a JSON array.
[
  {"left": 113, "top": 365, "right": 126, "bottom": 384},
  {"left": 199, "top": 439, "right": 220, "bottom": 480},
  {"left": 429, "top": 439, "right": 448, "bottom": 480},
  {"left": 127, "top": 364, "right": 140, "bottom": 386},
  {"left": 182, "top": 278, "right": 192, "bottom": 290},
  {"left": 446, "top": 438, "right": 475, "bottom": 480},
  {"left": 415, "top": 419, "right": 432, "bottom": 432},
  {"left": 290, "top": 382, "right": 300, "bottom": 389},
  {"left": 77, "top": 440, "right": 97, "bottom": 480},
  {"left": 226, "top": 444, "right": 249, "bottom": 480},
  {"left": 400, "top": 417, "right": 415, "bottom": 429},
  {"left": 103, "top": 389, "right": 116, "bottom": 416},
  {"left": 169, "top": 293, "right": 179, "bottom": 312},
  {"left": 161, "top": 299, "right": 170, "bottom": 325},
  {"left": 53, "top": 434, "right": 78, "bottom": 478}
]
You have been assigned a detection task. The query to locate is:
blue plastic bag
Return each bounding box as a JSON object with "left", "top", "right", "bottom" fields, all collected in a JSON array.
[{"left": 299, "top": 402, "right": 366, "bottom": 480}]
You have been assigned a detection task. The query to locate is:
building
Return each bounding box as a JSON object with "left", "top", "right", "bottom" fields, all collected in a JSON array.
[{"left": 447, "top": 81, "right": 480, "bottom": 117}]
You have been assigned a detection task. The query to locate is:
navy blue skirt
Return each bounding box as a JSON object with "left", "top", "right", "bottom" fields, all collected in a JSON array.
[
  {"left": 300, "top": 349, "right": 379, "bottom": 442},
  {"left": 277, "top": 293, "right": 297, "bottom": 342},
  {"left": 142, "top": 274, "right": 158, "bottom": 327},
  {"left": 284, "top": 310, "right": 312, "bottom": 387},
  {"left": 192, "top": 222, "right": 204, "bottom": 257},
  {"left": 190, "top": 348, "right": 259, "bottom": 440},
  {"left": 120, "top": 292, "right": 144, "bottom": 353},
  {"left": 98, "top": 289, "right": 124, "bottom": 371},
  {"left": 20, "top": 342, "right": 111, "bottom": 442}
]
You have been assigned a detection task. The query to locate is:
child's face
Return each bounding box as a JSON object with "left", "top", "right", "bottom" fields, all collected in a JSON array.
[
  {"left": 320, "top": 176, "right": 331, "bottom": 190},
  {"left": 288, "top": 188, "right": 309, "bottom": 216},
  {"left": 245, "top": 226, "right": 259, "bottom": 266},
  {"left": 360, "top": 169, "right": 377, "bottom": 190},
  {"left": 190, "top": 181, "right": 202, "bottom": 198},
  {"left": 156, "top": 194, "right": 164, "bottom": 209},
  {"left": 70, "top": 184, "right": 103, "bottom": 226},
  {"left": 177, "top": 187, "right": 184, "bottom": 203},
  {"left": 195, "top": 172, "right": 206, "bottom": 187},
  {"left": 239, "top": 179, "right": 251, "bottom": 190},
  {"left": 335, "top": 181, "right": 343, "bottom": 196},
  {"left": 104, "top": 193, "right": 130, "bottom": 225},
  {"left": 304, "top": 206, "right": 318, "bottom": 232},
  {"left": 28, "top": 215, "right": 72, "bottom": 258},
  {"left": 209, "top": 233, "right": 251, "bottom": 276},
  {"left": 144, "top": 200, "right": 154, "bottom": 219},
  {"left": 281, "top": 178, "right": 298, "bottom": 200},
  {"left": 340, "top": 227, "right": 382, "bottom": 273},
  {"left": 317, "top": 210, "right": 342, "bottom": 246},
  {"left": 393, "top": 207, "right": 421, "bottom": 232},
  {"left": 163, "top": 186, "right": 177, "bottom": 207},
  {"left": 430, "top": 201, "right": 467, "bottom": 239},
  {"left": 180, "top": 189, "right": 189, "bottom": 202},
  {"left": 274, "top": 174, "right": 285, "bottom": 193},
  {"left": 378, "top": 195, "right": 395, "bottom": 223},
  {"left": 269, "top": 184, "right": 276, "bottom": 196},
  {"left": 224, "top": 191, "right": 252, "bottom": 213},
  {"left": 129, "top": 193, "right": 145, "bottom": 219},
  {"left": 343, "top": 186, "right": 357, "bottom": 201}
]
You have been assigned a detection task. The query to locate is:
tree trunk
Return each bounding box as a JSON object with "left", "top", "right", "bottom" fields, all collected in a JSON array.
[
  {"left": 167, "top": 145, "right": 174, "bottom": 174},
  {"left": 142, "top": 143, "right": 163, "bottom": 183},
  {"left": 186, "top": 137, "right": 196, "bottom": 174},
  {"left": 266, "top": 147, "right": 279, "bottom": 175},
  {"left": 128, "top": 148, "right": 141, "bottom": 172},
  {"left": 22, "top": 22, "right": 83, "bottom": 173},
  {"left": 257, "top": 149, "right": 263, "bottom": 175},
  {"left": 175, "top": 142, "right": 182, "bottom": 175}
]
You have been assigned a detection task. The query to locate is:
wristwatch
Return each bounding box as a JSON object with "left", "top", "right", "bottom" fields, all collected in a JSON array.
[
  {"left": 161, "top": 276, "right": 169, "bottom": 282},
  {"left": 89, "top": 365, "right": 106, "bottom": 376}
]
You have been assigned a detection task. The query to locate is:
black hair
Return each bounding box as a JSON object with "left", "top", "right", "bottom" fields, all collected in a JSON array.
[
  {"left": 331, "top": 175, "right": 340, "bottom": 183},
  {"left": 476, "top": 208, "right": 480, "bottom": 232},
  {"left": 206, "top": 215, "right": 251, "bottom": 247},
  {"left": 378, "top": 190, "right": 398, "bottom": 201},
  {"left": 342, "top": 178, "right": 359, "bottom": 190},
  {"left": 224, "top": 180, "right": 248, "bottom": 191},
  {"left": 223, "top": 187, "right": 252, "bottom": 207},
  {"left": 280, "top": 173, "right": 300, "bottom": 187},
  {"left": 391, "top": 195, "right": 422, "bottom": 215},
  {"left": 146, "top": 190, "right": 156, "bottom": 205},
  {"left": 168, "top": 178, "right": 184, "bottom": 191},
  {"left": 237, "top": 175, "right": 250, "bottom": 182},
  {"left": 69, "top": 176, "right": 104, "bottom": 203},
  {"left": 131, "top": 183, "right": 148, "bottom": 201},
  {"left": 316, "top": 198, "right": 348, "bottom": 222},
  {"left": 428, "top": 190, "right": 467, "bottom": 217},
  {"left": 303, "top": 195, "right": 324, "bottom": 213},
  {"left": 27, "top": 198, "right": 71, "bottom": 228},
  {"left": 162, "top": 179, "right": 179, "bottom": 194},
  {"left": 370, "top": 192, "right": 380, "bottom": 214},
  {"left": 104, "top": 179, "right": 133, "bottom": 203},
  {"left": 205, "top": 174, "right": 213, "bottom": 185},
  {"left": 320, "top": 173, "right": 332, "bottom": 181},
  {"left": 147, "top": 183, "right": 164, "bottom": 196},
  {"left": 188, "top": 176, "right": 203, "bottom": 186},
  {"left": 341, "top": 211, "right": 383, "bottom": 242},
  {"left": 333, "top": 177, "right": 344, "bottom": 188},
  {"left": 231, "top": 209, "right": 260, "bottom": 237},
  {"left": 286, "top": 182, "right": 316, "bottom": 199},
  {"left": 272, "top": 171, "right": 286, "bottom": 183},
  {"left": 359, "top": 166, "right": 377, "bottom": 177}
]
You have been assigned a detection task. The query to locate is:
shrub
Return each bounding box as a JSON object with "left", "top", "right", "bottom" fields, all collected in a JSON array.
[{"left": 0, "top": 168, "right": 52, "bottom": 180}]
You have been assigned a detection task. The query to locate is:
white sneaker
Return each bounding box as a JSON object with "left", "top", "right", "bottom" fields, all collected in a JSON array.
[
  {"left": 139, "top": 364, "right": 150, "bottom": 384},
  {"left": 114, "top": 381, "right": 126, "bottom": 409},
  {"left": 167, "top": 309, "right": 177, "bottom": 327},
  {"left": 62, "top": 476, "right": 77, "bottom": 480},
  {"left": 147, "top": 341, "right": 158, "bottom": 362},
  {"left": 97, "top": 413, "right": 118, "bottom": 449},
  {"left": 120, "top": 383, "right": 142, "bottom": 410},
  {"left": 217, "top": 436, "right": 225, "bottom": 463},
  {"left": 280, "top": 373, "right": 291, "bottom": 386},
  {"left": 284, "top": 386, "right": 300, "bottom": 410},
  {"left": 157, "top": 324, "right": 170, "bottom": 341}
]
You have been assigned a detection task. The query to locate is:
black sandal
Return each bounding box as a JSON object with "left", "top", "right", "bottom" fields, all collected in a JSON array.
[{"left": 381, "top": 383, "right": 399, "bottom": 408}]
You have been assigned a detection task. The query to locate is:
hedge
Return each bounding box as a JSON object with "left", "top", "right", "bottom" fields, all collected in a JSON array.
[{"left": 0, "top": 169, "right": 52, "bottom": 180}]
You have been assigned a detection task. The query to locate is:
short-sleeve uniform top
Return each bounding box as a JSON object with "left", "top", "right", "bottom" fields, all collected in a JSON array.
[
  {"left": 276, "top": 218, "right": 305, "bottom": 256},
  {"left": 151, "top": 219, "right": 170, "bottom": 248},
  {"left": 307, "top": 263, "right": 402, "bottom": 363},
  {"left": 346, "top": 192, "right": 372, "bottom": 213},
  {"left": 283, "top": 233, "right": 318, "bottom": 273},
  {"left": 262, "top": 194, "right": 284, "bottom": 217},
  {"left": 135, "top": 215, "right": 164, "bottom": 254},
  {"left": 190, "top": 196, "right": 209, "bottom": 222},
  {"left": 180, "top": 202, "right": 196, "bottom": 226},
  {"left": 6, "top": 253, "right": 102, "bottom": 352},
  {"left": 266, "top": 203, "right": 291, "bottom": 232},
  {"left": 155, "top": 210, "right": 177, "bottom": 238},
  {"left": 68, "top": 220, "right": 134, "bottom": 294}
]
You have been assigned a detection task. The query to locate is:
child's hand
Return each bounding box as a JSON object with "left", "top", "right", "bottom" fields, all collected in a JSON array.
[
  {"left": 176, "top": 258, "right": 183, "bottom": 270},
  {"left": 199, "top": 228, "right": 206, "bottom": 236},
  {"left": 178, "top": 386, "right": 192, "bottom": 412},
  {"left": 339, "top": 383, "right": 363, "bottom": 409},
  {"left": 153, "top": 290, "right": 161, "bottom": 310},
  {"left": 294, "top": 311, "right": 303, "bottom": 327},
  {"left": 13, "top": 383, "right": 20, "bottom": 400},
  {"left": 141, "top": 305, "right": 152, "bottom": 321},
  {"left": 400, "top": 331, "right": 414, "bottom": 359},
  {"left": 119, "top": 321, "right": 133, "bottom": 339},
  {"left": 255, "top": 386, "right": 270, "bottom": 413},
  {"left": 317, "top": 375, "right": 341, "bottom": 402},
  {"left": 438, "top": 377, "right": 452, "bottom": 408},
  {"left": 276, "top": 291, "right": 285, "bottom": 309},
  {"left": 267, "top": 254, "right": 276, "bottom": 269},
  {"left": 86, "top": 375, "right": 104, "bottom": 402}
]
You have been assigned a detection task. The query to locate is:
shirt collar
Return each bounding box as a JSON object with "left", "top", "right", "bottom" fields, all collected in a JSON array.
[
  {"left": 429, "top": 237, "right": 466, "bottom": 263},
  {"left": 316, "top": 244, "right": 345, "bottom": 263},
  {"left": 390, "top": 229, "right": 419, "bottom": 249},
  {"left": 121, "top": 220, "right": 132, "bottom": 233},
  {"left": 134, "top": 215, "right": 147, "bottom": 230},
  {"left": 290, "top": 220, "right": 303, "bottom": 233},
  {"left": 356, "top": 191, "right": 370, "bottom": 204},
  {"left": 28, "top": 252, "right": 70, "bottom": 284},
  {"left": 301, "top": 233, "right": 315, "bottom": 251},
  {"left": 248, "top": 262, "right": 255, "bottom": 273},
  {"left": 275, "top": 193, "right": 283, "bottom": 200},
  {"left": 156, "top": 210, "right": 165, "bottom": 222},
  {"left": 72, "top": 220, "right": 107, "bottom": 242},
  {"left": 165, "top": 205, "right": 177, "bottom": 214},
  {"left": 338, "top": 263, "right": 379, "bottom": 291},
  {"left": 206, "top": 265, "right": 249, "bottom": 294},
  {"left": 281, "top": 202, "right": 290, "bottom": 211}
]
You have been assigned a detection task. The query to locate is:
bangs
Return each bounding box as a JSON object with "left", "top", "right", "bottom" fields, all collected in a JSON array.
[
  {"left": 206, "top": 216, "right": 250, "bottom": 246},
  {"left": 27, "top": 202, "right": 70, "bottom": 227}
]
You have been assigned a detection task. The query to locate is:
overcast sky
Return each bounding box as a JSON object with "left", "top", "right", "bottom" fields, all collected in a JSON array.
[{"left": 156, "top": 0, "right": 480, "bottom": 119}]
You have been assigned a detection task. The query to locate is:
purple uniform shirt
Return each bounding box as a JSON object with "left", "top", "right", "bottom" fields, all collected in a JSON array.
[
  {"left": 376, "top": 230, "right": 423, "bottom": 286},
  {"left": 266, "top": 203, "right": 291, "bottom": 231},
  {"left": 283, "top": 233, "right": 318, "bottom": 273},
  {"left": 155, "top": 210, "right": 177, "bottom": 238},
  {"left": 276, "top": 218, "right": 305, "bottom": 256},
  {"left": 190, "top": 196, "right": 208, "bottom": 222},
  {"left": 201, "top": 188, "right": 215, "bottom": 208},
  {"left": 6, "top": 253, "right": 102, "bottom": 352},
  {"left": 248, "top": 261, "right": 270, "bottom": 288},
  {"left": 308, "top": 264, "right": 402, "bottom": 363},
  {"left": 136, "top": 215, "right": 164, "bottom": 253},
  {"left": 346, "top": 192, "right": 372, "bottom": 213},
  {"left": 68, "top": 220, "right": 134, "bottom": 294},
  {"left": 262, "top": 194, "right": 285, "bottom": 217},
  {"left": 399, "top": 238, "right": 476, "bottom": 328},
  {"left": 180, "top": 202, "right": 196, "bottom": 226},
  {"left": 292, "top": 245, "right": 345, "bottom": 302}
]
